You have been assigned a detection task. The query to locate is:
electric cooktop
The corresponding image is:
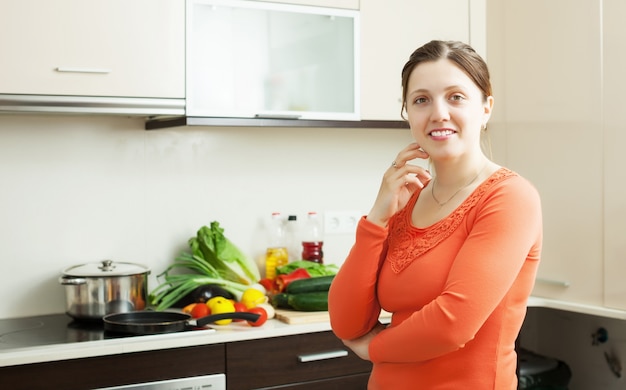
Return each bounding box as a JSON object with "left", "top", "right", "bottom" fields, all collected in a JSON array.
[{"left": 0, "top": 313, "right": 132, "bottom": 350}]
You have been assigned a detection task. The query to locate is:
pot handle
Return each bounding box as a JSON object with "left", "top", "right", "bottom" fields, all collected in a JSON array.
[{"left": 58, "top": 275, "right": 87, "bottom": 285}]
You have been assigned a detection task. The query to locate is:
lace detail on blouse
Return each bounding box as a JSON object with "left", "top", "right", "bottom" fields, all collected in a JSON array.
[{"left": 387, "top": 168, "right": 516, "bottom": 274}]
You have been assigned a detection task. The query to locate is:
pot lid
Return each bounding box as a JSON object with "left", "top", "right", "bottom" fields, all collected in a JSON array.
[{"left": 62, "top": 260, "right": 150, "bottom": 277}]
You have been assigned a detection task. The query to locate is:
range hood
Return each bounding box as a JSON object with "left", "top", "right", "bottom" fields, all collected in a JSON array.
[
  {"left": 0, "top": 94, "right": 185, "bottom": 116},
  {"left": 145, "top": 115, "right": 408, "bottom": 130}
]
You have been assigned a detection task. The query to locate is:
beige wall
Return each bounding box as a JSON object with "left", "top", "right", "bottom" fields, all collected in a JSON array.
[{"left": 0, "top": 114, "right": 413, "bottom": 318}]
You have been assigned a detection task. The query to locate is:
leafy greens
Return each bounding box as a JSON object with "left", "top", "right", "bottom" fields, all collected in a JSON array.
[
  {"left": 276, "top": 260, "right": 338, "bottom": 277},
  {"left": 150, "top": 221, "right": 260, "bottom": 310}
]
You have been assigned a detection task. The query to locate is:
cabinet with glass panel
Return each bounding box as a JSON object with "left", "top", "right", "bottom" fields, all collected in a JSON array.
[{"left": 186, "top": 0, "right": 360, "bottom": 121}]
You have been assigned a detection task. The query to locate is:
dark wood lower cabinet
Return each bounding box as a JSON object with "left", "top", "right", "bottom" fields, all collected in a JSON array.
[
  {"left": 0, "top": 344, "right": 225, "bottom": 390},
  {"left": 0, "top": 331, "right": 370, "bottom": 390},
  {"left": 226, "top": 331, "right": 372, "bottom": 390}
]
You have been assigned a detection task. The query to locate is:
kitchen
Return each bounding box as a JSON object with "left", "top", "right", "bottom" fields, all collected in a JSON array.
[{"left": 1, "top": 0, "right": 625, "bottom": 389}]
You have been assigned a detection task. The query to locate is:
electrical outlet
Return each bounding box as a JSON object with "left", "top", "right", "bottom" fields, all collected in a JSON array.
[{"left": 324, "top": 210, "right": 362, "bottom": 234}]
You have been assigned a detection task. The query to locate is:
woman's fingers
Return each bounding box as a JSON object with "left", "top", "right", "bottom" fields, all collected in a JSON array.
[
  {"left": 368, "top": 143, "right": 432, "bottom": 227},
  {"left": 392, "top": 143, "right": 429, "bottom": 169},
  {"left": 389, "top": 143, "right": 431, "bottom": 188},
  {"left": 391, "top": 164, "right": 431, "bottom": 187}
]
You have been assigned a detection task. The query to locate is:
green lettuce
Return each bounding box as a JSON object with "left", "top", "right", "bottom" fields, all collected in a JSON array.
[
  {"left": 189, "top": 221, "right": 260, "bottom": 285},
  {"left": 150, "top": 221, "right": 260, "bottom": 310}
]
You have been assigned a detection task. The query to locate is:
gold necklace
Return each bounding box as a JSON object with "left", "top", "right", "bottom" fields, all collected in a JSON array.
[{"left": 431, "top": 164, "right": 488, "bottom": 207}]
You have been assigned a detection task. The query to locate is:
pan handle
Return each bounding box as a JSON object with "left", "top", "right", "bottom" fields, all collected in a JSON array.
[{"left": 194, "top": 312, "right": 261, "bottom": 327}]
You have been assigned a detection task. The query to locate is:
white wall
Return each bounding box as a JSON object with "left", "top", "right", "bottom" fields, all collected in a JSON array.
[{"left": 0, "top": 114, "right": 413, "bottom": 318}]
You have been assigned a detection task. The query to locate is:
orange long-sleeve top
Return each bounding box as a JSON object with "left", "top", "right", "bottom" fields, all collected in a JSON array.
[{"left": 329, "top": 168, "right": 542, "bottom": 389}]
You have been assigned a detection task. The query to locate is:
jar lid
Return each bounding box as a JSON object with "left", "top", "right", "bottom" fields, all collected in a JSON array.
[{"left": 62, "top": 260, "right": 150, "bottom": 277}]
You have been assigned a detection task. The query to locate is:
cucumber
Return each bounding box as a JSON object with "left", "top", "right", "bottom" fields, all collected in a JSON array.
[
  {"left": 287, "top": 291, "right": 329, "bottom": 311},
  {"left": 286, "top": 275, "right": 335, "bottom": 294},
  {"left": 270, "top": 293, "right": 291, "bottom": 309},
  {"left": 272, "top": 275, "right": 334, "bottom": 311}
]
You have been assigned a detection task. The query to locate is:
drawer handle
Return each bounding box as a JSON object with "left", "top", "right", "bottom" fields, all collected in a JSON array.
[
  {"left": 298, "top": 349, "right": 349, "bottom": 363},
  {"left": 535, "top": 278, "right": 570, "bottom": 288},
  {"left": 55, "top": 67, "right": 111, "bottom": 74}
]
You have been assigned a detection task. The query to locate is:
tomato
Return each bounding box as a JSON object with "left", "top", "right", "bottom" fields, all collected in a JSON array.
[
  {"left": 190, "top": 302, "right": 210, "bottom": 319},
  {"left": 246, "top": 306, "right": 268, "bottom": 327},
  {"left": 232, "top": 301, "right": 248, "bottom": 322},
  {"left": 256, "top": 303, "right": 275, "bottom": 319}
]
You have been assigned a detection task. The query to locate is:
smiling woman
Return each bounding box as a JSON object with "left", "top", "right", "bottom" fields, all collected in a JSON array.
[{"left": 328, "top": 40, "right": 543, "bottom": 390}]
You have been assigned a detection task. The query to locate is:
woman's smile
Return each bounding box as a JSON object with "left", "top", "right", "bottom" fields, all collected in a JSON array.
[{"left": 429, "top": 128, "right": 457, "bottom": 139}]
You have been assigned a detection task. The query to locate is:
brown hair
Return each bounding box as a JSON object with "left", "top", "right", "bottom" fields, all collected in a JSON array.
[{"left": 400, "top": 40, "right": 492, "bottom": 119}]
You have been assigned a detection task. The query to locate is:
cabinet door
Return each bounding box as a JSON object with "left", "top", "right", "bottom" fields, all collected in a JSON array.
[
  {"left": 603, "top": 0, "right": 626, "bottom": 310},
  {"left": 226, "top": 331, "right": 372, "bottom": 390},
  {"left": 187, "top": 0, "right": 358, "bottom": 120},
  {"left": 359, "top": 0, "right": 475, "bottom": 121},
  {"left": 488, "top": 0, "right": 604, "bottom": 306},
  {"left": 0, "top": 0, "right": 184, "bottom": 99}
]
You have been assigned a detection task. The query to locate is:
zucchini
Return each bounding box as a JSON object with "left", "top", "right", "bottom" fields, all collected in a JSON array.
[
  {"left": 270, "top": 293, "right": 291, "bottom": 309},
  {"left": 286, "top": 275, "right": 335, "bottom": 294},
  {"left": 287, "top": 291, "right": 329, "bottom": 311}
]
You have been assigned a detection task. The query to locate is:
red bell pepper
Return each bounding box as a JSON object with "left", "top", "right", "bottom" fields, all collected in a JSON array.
[
  {"left": 258, "top": 278, "right": 278, "bottom": 294},
  {"left": 275, "top": 268, "right": 311, "bottom": 292}
]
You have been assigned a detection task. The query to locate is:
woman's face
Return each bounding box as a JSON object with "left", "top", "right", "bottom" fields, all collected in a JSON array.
[{"left": 405, "top": 58, "right": 493, "bottom": 161}]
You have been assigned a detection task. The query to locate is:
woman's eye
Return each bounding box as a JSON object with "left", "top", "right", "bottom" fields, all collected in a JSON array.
[
  {"left": 450, "top": 94, "right": 465, "bottom": 101},
  {"left": 414, "top": 97, "right": 428, "bottom": 104}
]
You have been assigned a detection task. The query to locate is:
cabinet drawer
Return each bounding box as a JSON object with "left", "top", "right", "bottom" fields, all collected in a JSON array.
[{"left": 226, "top": 331, "right": 371, "bottom": 390}]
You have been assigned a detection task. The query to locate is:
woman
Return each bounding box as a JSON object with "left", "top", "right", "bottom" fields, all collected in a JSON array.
[{"left": 328, "top": 40, "right": 542, "bottom": 389}]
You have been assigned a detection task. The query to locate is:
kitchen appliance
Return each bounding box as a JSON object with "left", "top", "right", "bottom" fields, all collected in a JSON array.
[
  {"left": 0, "top": 314, "right": 114, "bottom": 350},
  {"left": 518, "top": 348, "right": 572, "bottom": 389},
  {"left": 0, "top": 313, "right": 183, "bottom": 350},
  {"left": 59, "top": 260, "right": 150, "bottom": 320},
  {"left": 95, "top": 374, "right": 225, "bottom": 390}
]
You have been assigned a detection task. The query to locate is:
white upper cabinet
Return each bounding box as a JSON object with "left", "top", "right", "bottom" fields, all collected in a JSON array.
[
  {"left": 0, "top": 0, "right": 184, "bottom": 102},
  {"left": 186, "top": 0, "right": 359, "bottom": 120},
  {"left": 359, "top": 0, "right": 483, "bottom": 121}
]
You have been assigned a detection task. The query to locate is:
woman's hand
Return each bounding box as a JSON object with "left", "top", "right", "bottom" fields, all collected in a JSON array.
[
  {"left": 342, "top": 322, "right": 387, "bottom": 361},
  {"left": 367, "top": 143, "right": 431, "bottom": 227}
]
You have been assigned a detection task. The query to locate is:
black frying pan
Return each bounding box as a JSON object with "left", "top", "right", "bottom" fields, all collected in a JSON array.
[{"left": 103, "top": 310, "right": 261, "bottom": 335}]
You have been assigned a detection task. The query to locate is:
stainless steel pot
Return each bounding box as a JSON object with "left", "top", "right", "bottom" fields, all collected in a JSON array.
[{"left": 59, "top": 260, "right": 150, "bottom": 321}]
